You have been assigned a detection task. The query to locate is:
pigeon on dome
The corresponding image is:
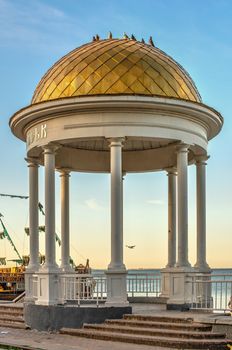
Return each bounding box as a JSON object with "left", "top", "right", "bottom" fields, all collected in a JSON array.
[
  {"left": 149, "top": 36, "right": 155, "bottom": 47},
  {"left": 131, "top": 34, "right": 136, "bottom": 40},
  {"left": 96, "top": 34, "right": 100, "bottom": 41},
  {"left": 123, "top": 32, "right": 129, "bottom": 39},
  {"left": 92, "top": 36, "right": 96, "bottom": 42},
  {"left": 141, "top": 38, "right": 145, "bottom": 44},
  {"left": 108, "top": 31, "right": 113, "bottom": 39}
]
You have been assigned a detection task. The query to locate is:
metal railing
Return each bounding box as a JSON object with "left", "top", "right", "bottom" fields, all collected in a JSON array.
[
  {"left": 59, "top": 274, "right": 106, "bottom": 306},
  {"left": 127, "top": 273, "right": 161, "bottom": 297},
  {"left": 92, "top": 275, "right": 107, "bottom": 299},
  {"left": 25, "top": 271, "right": 162, "bottom": 304},
  {"left": 188, "top": 274, "right": 232, "bottom": 312},
  {"left": 58, "top": 272, "right": 161, "bottom": 305}
]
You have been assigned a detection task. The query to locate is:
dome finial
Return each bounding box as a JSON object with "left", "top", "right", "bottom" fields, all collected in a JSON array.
[
  {"left": 123, "top": 32, "right": 129, "bottom": 39},
  {"left": 149, "top": 36, "right": 155, "bottom": 47},
  {"left": 108, "top": 31, "right": 113, "bottom": 39}
]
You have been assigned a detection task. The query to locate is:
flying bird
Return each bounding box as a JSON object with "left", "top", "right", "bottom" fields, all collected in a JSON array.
[
  {"left": 149, "top": 36, "right": 155, "bottom": 47},
  {"left": 126, "top": 245, "right": 136, "bottom": 249}
]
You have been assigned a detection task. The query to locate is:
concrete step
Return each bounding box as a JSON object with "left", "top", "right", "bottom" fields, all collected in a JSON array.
[
  {"left": 105, "top": 319, "right": 213, "bottom": 332},
  {"left": 0, "top": 305, "right": 24, "bottom": 316},
  {"left": 60, "top": 327, "right": 232, "bottom": 349},
  {"left": 124, "top": 314, "right": 194, "bottom": 324},
  {"left": 83, "top": 323, "right": 226, "bottom": 339},
  {"left": 0, "top": 314, "right": 24, "bottom": 323},
  {"left": 0, "top": 321, "right": 26, "bottom": 329}
]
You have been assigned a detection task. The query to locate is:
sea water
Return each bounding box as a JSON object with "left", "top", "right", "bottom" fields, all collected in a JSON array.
[{"left": 93, "top": 268, "right": 232, "bottom": 309}]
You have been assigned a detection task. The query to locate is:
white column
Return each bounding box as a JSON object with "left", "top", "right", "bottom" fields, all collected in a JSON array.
[
  {"left": 24, "top": 158, "right": 39, "bottom": 303},
  {"left": 36, "top": 145, "right": 59, "bottom": 305},
  {"left": 105, "top": 138, "right": 128, "bottom": 305},
  {"left": 194, "top": 155, "right": 210, "bottom": 271},
  {"left": 166, "top": 168, "right": 177, "bottom": 268},
  {"left": 43, "top": 145, "right": 58, "bottom": 270},
  {"left": 27, "top": 158, "right": 39, "bottom": 271},
  {"left": 60, "top": 169, "right": 72, "bottom": 272},
  {"left": 176, "top": 144, "right": 191, "bottom": 268},
  {"left": 108, "top": 138, "right": 125, "bottom": 271}
]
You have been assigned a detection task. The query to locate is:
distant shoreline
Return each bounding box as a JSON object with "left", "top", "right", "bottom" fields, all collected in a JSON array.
[{"left": 92, "top": 267, "right": 232, "bottom": 272}]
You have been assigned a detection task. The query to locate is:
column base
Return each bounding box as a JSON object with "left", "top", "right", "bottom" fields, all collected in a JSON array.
[
  {"left": 194, "top": 263, "right": 211, "bottom": 273},
  {"left": 165, "top": 266, "right": 194, "bottom": 309},
  {"left": 35, "top": 265, "right": 61, "bottom": 306},
  {"left": 175, "top": 261, "right": 191, "bottom": 268},
  {"left": 41, "top": 263, "right": 59, "bottom": 273},
  {"left": 24, "top": 267, "right": 39, "bottom": 304},
  {"left": 60, "top": 264, "right": 75, "bottom": 273},
  {"left": 160, "top": 266, "right": 176, "bottom": 298},
  {"left": 105, "top": 269, "right": 129, "bottom": 306}
]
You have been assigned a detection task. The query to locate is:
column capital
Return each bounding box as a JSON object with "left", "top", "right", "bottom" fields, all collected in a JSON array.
[
  {"left": 195, "top": 154, "right": 210, "bottom": 165},
  {"left": 165, "top": 167, "right": 177, "bottom": 176},
  {"left": 25, "top": 157, "right": 39, "bottom": 167},
  {"left": 122, "top": 171, "right": 126, "bottom": 180},
  {"left": 176, "top": 143, "right": 190, "bottom": 153},
  {"left": 107, "top": 137, "right": 125, "bottom": 147},
  {"left": 42, "top": 143, "right": 60, "bottom": 155},
  {"left": 57, "top": 168, "right": 71, "bottom": 177}
]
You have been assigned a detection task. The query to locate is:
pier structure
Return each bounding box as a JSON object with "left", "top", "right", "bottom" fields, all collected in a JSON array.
[{"left": 10, "top": 36, "right": 222, "bottom": 320}]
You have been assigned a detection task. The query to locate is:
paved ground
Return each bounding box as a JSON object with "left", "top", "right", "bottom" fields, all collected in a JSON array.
[
  {"left": 0, "top": 303, "right": 232, "bottom": 350},
  {"left": 132, "top": 303, "right": 232, "bottom": 325},
  {"left": 0, "top": 327, "right": 170, "bottom": 350}
]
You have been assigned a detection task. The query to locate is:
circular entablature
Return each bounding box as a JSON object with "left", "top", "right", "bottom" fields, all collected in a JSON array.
[{"left": 10, "top": 95, "right": 223, "bottom": 173}]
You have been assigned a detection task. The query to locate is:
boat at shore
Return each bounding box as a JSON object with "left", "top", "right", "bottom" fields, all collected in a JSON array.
[
  {"left": 0, "top": 265, "right": 25, "bottom": 300},
  {"left": 0, "top": 258, "right": 92, "bottom": 301}
]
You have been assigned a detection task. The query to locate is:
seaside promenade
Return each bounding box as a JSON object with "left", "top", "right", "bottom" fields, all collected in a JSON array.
[{"left": 0, "top": 302, "right": 232, "bottom": 350}]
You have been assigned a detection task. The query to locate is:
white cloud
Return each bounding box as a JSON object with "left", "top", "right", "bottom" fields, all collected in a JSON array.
[
  {"left": 0, "top": 0, "right": 85, "bottom": 51},
  {"left": 146, "top": 199, "right": 164, "bottom": 205},
  {"left": 84, "top": 198, "right": 105, "bottom": 211}
]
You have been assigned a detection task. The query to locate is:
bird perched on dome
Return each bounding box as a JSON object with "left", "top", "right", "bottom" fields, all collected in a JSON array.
[
  {"left": 123, "top": 32, "right": 129, "bottom": 39},
  {"left": 149, "top": 36, "right": 155, "bottom": 47},
  {"left": 108, "top": 31, "right": 113, "bottom": 39},
  {"left": 141, "top": 38, "right": 145, "bottom": 44},
  {"left": 131, "top": 34, "right": 136, "bottom": 40},
  {"left": 92, "top": 36, "right": 96, "bottom": 42},
  {"left": 96, "top": 34, "right": 100, "bottom": 41}
]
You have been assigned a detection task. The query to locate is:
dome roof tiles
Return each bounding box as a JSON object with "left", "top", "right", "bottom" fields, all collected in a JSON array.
[{"left": 32, "top": 39, "right": 201, "bottom": 104}]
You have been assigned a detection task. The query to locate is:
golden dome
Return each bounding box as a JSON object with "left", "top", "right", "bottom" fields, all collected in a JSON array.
[{"left": 32, "top": 39, "right": 201, "bottom": 104}]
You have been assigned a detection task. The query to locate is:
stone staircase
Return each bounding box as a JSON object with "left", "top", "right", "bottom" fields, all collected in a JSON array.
[
  {"left": 0, "top": 304, "right": 25, "bottom": 329},
  {"left": 60, "top": 314, "right": 232, "bottom": 349}
]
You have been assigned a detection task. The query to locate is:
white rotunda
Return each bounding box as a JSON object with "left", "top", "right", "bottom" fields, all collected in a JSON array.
[{"left": 10, "top": 36, "right": 223, "bottom": 312}]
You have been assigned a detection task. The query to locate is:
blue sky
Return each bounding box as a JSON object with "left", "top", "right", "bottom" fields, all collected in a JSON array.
[{"left": 0, "top": 0, "right": 231, "bottom": 268}]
